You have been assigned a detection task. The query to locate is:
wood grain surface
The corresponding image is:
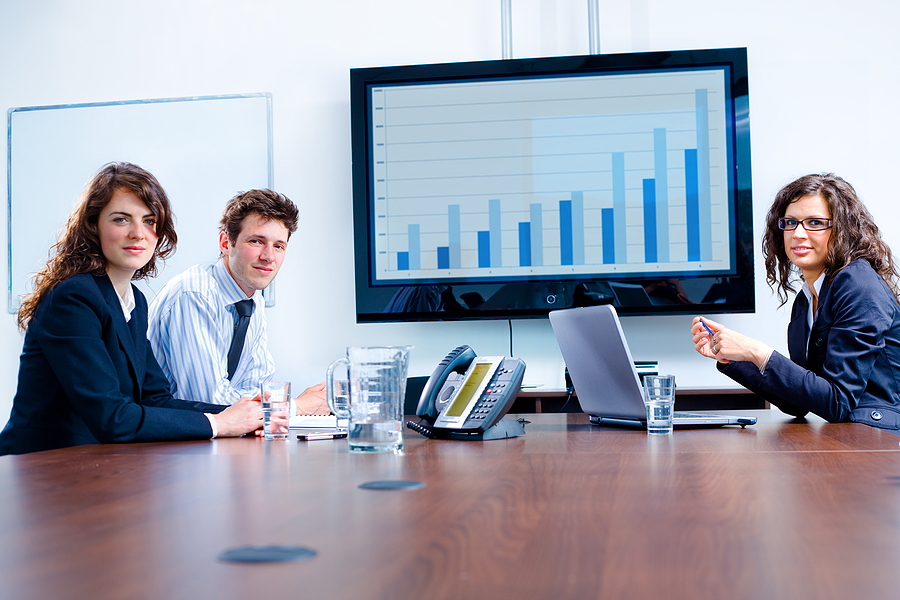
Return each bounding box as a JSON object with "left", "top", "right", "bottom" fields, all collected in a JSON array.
[{"left": 1, "top": 411, "right": 898, "bottom": 600}]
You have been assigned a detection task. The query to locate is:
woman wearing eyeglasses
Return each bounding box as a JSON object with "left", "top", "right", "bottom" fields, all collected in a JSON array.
[{"left": 691, "top": 173, "right": 900, "bottom": 430}]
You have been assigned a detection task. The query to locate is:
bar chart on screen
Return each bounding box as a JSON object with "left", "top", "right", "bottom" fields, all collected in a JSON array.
[{"left": 370, "top": 67, "right": 735, "bottom": 283}]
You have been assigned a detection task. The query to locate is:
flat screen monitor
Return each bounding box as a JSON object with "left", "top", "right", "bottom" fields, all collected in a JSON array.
[{"left": 350, "top": 47, "right": 753, "bottom": 322}]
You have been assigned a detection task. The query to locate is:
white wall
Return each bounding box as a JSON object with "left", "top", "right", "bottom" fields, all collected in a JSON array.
[{"left": 2, "top": 0, "right": 899, "bottom": 420}]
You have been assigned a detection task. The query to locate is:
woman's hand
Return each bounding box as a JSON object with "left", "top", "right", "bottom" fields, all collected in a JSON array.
[
  {"left": 691, "top": 316, "right": 723, "bottom": 362},
  {"left": 691, "top": 316, "right": 773, "bottom": 369}
]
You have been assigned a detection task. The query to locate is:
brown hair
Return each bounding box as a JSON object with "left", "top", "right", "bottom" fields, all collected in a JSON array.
[
  {"left": 763, "top": 173, "right": 899, "bottom": 305},
  {"left": 17, "top": 162, "right": 177, "bottom": 330},
  {"left": 219, "top": 189, "right": 298, "bottom": 250}
]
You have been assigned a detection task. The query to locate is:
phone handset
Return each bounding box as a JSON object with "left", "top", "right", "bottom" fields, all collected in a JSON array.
[{"left": 416, "top": 345, "right": 477, "bottom": 420}]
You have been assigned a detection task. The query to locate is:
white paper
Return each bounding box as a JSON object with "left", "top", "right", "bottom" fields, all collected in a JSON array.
[{"left": 289, "top": 414, "right": 338, "bottom": 429}]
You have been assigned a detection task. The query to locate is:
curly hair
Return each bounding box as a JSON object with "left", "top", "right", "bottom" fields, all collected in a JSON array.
[
  {"left": 17, "top": 162, "right": 177, "bottom": 330},
  {"left": 219, "top": 189, "right": 298, "bottom": 250},
  {"left": 763, "top": 173, "right": 899, "bottom": 306}
]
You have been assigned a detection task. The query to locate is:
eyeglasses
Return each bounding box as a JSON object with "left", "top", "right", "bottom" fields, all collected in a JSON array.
[{"left": 778, "top": 218, "right": 833, "bottom": 231}]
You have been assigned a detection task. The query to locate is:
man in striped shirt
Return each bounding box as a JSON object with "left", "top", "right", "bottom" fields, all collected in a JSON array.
[{"left": 148, "top": 189, "right": 327, "bottom": 411}]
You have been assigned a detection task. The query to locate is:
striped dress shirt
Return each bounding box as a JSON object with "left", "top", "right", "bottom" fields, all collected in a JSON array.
[{"left": 148, "top": 261, "right": 275, "bottom": 405}]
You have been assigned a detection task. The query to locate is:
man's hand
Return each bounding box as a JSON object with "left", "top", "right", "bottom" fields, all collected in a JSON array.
[
  {"left": 212, "top": 394, "right": 263, "bottom": 437},
  {"left": 294, "top": 382, "right": 329, "bottom": 414}
]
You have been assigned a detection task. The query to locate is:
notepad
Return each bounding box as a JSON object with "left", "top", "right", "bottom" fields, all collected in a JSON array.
[{"left": 289, "top": 414, "right": 338, "bottom": 429}]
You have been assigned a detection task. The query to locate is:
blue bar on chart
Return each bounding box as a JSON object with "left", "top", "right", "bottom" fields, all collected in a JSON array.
[
  {"left": 448, "top": 204, "right": 461, "bottom": 269},
  {"left": 685, "top": 149, "right": 701, "bottom": 262},
  {"left": 489, "top": 199, "right": 502, "bottom": 268},
  {"left": 696, "top": 89, "right": 713, "bottom": 261},
  {"left": 612, "top": 153, "right": 627, "bottom": 262},
  {"left": 570, "top": 192, "right": 585, "bottom": 265},
  {"left": 559, "top": 200, "right": 573, "bottom": 266},
  {"left": 558, "top": 195, "right": 588, "bottom": 267},
  {"left": 407, "top": 224, "right": 421, "bottom": 270},
  {"left": 530, "top": 203, "right": 544, "bottom": 266},
  {"left": 601, "top": 208, "right": 615, "bottom": 264},
  {"left": 437, "top": 246, "right": 450, "bottom": 269},
  {"left": 397, "top": 252, "right": 409, "bottom": 270},
  {"left": 643, "top": 179, "right": 657, "bottom": 263},
  {"left": 518, "top": 222, "right": 531, "bottom": 267},
  {"left": 477, "top": 231, "right": 491, "bottom": 268},
  {"left": 653, "top": 128, "right": 669, "bottom": 263}
]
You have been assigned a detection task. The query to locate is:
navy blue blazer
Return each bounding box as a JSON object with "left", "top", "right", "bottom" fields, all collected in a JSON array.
[
  {"left": 0, "top": 274, "right": 226, "bottom": 455},
  {"left": 720, "top": 259, "right": 900, "bottom": 429}
]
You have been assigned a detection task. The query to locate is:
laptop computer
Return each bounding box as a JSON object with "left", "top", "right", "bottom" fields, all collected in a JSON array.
[{"left": 549, "top": 304, "right": 756, "bottom": 428}]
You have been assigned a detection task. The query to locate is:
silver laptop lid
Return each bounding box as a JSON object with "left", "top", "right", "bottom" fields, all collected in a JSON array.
[{"left": 549, "top": 304, "right": 645, "bottom": 421}]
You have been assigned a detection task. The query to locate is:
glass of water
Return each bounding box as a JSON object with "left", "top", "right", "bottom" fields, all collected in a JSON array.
[
  {"left": 642, "top": 375, "right": 675, "bottom": 434},
  {"left": 261, "top": 381, "right": 292, "bottom": 440}
]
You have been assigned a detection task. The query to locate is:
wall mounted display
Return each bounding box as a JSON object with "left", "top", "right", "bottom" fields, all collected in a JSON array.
[{"left": 350, "top": 48, "right": 753, "bottom": 322}]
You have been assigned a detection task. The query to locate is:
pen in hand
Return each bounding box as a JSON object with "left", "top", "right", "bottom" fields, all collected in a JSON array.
[{"left": 699, "top": 318, "right": 721, "bottom": 356}]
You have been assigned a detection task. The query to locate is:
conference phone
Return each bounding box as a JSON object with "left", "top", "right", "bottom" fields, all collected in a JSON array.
[{"left": 407, "top": 345, "right": 527, "bottom": 440}]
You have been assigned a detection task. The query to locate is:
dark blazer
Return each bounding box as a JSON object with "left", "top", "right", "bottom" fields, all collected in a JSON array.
[
  {"left": 0, "top": 274, "right": 226, "bottom": 455},
  {"left": 720, "top": 259, "right": 900, "bottom": 429}
]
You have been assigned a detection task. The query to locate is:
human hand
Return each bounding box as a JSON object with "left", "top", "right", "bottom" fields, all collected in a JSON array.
[
  {"left": 213, "top": 394, "right": 263, "bottom": 437},
  {"left": 294, "top": 382, "right": 329, "bottom": 415},
  {"left": 691, "top": 316, "right": 772, "bottom": 368},
  {"left": 691, "top": 316, "right": 722, "bottom": 362}
]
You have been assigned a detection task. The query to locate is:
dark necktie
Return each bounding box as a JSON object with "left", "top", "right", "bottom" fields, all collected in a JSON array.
[{"left": 227, "top": 299, "right": 255, "bottom": 380}]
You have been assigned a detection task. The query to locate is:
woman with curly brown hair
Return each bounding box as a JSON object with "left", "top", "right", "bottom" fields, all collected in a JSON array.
[
  {"left": 691, "top": 173, "right": 900, "bottom": 430},
  {"left": 0, "top": 162, "right": 263, "bottom": 455}
]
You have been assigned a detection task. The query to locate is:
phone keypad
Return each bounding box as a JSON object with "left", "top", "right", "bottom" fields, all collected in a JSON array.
[{"left": 466, "top": 375, "right": 509, "bottom": 421}]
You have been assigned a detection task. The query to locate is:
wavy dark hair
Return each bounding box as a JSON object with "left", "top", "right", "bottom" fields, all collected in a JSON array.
[
  {"left": 763, "top": 173, "right": 899, "bottom": 306},
  {"left": 17, "top": 162, "right": 177, "bottom": 330},
  {"left": 219, "top": 189, "right": 299, "bottom": 250}
]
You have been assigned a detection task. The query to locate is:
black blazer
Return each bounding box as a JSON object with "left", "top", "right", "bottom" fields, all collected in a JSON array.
[
  {"left": 720, "top": 259, "right": 900, "bottom": 429},
  {"left": 0, "top": 274, "right": 226, "bottom": 455}
]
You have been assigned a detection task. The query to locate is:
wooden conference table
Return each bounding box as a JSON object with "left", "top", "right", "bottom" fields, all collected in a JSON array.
[{"left": 1, "top": 410, "right": 900, "bottom": 600}]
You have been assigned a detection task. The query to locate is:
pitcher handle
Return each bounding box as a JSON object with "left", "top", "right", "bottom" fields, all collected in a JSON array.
[{"left": 325, "top": 357, "right": 350, "bottom": 424}]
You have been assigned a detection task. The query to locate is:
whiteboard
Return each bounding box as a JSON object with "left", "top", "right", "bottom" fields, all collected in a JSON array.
[{"left": 7, "top": 94, "right": 273, "bottom": 313}]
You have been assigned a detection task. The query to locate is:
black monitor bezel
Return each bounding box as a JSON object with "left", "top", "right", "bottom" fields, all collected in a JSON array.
[{"left": 350, "top": 48, "right": 753, "bottom": 323}]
